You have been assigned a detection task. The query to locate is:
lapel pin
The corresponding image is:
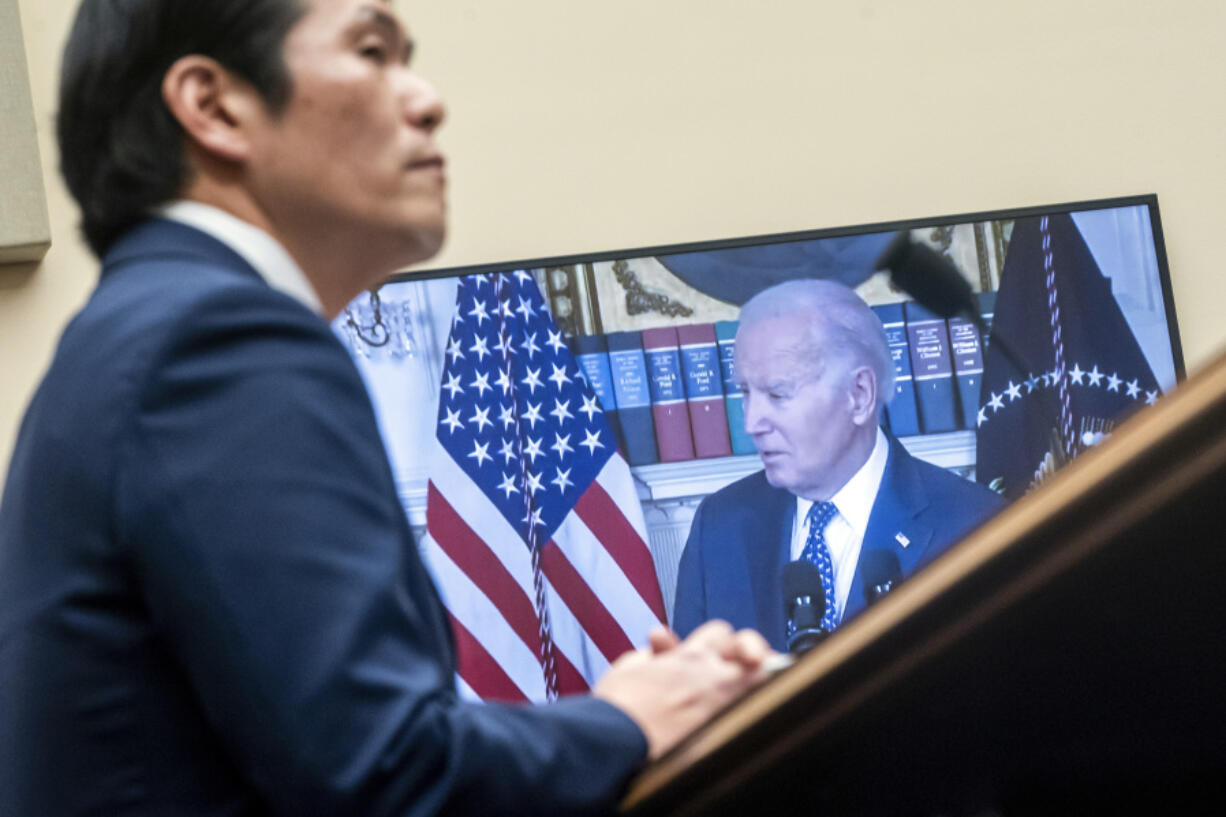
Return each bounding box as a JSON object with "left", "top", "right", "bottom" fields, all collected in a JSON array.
[{"left": 895, "top": 532, "right": 911, "bottom": 548}]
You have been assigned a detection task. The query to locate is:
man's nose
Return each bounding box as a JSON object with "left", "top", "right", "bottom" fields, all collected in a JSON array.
[
  {"left": 399, "top": 70, "right": 446, "bottom": 133},
  {"left": 742, "top": 393, "right": 771, "bottom": 435}
]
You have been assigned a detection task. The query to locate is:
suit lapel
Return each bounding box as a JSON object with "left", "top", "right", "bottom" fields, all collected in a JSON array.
[{"left": 845, "top": 436, "right": 933, "bottom": 622}]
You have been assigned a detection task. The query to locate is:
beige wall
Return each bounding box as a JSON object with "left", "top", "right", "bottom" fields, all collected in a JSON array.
[{"left": 3, "top": 0, "right": 1226, "bottom": 487}]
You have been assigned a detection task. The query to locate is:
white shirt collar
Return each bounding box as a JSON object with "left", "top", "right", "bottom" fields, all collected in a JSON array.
[
  {"left": 829, "top": 426, "right": 890, "bottom": 535},
  {"left": 154, "top": 200, "right": 324, "bottom": 315},
  {"left": 795, "top": 426, "right": 890, "bottom": 543},
  {"left": 792, "top": 427, "right": 891, "bottom": 621}
]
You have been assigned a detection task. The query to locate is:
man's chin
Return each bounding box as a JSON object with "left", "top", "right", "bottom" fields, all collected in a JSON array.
[
  {"left": 761, "top": 462, "right": 793, "bottom": 491},
  {"left": 390, "top": 222, "right": 446, "bottom": 270},
  {"left": 413, "top": 223, "right": 446, "bottom": 262}
]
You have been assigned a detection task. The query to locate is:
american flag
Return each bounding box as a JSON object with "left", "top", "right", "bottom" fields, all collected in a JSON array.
[{"left": 421, "top": 271, "right": 667, "bottom": 702}]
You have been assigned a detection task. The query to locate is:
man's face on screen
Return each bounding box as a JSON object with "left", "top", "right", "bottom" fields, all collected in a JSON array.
[
  {"left": 244, "top": 0, "right": 447, "bottom": 270},
  {"left": 735, "top": 315, "right": 865, "bottom": 502}
]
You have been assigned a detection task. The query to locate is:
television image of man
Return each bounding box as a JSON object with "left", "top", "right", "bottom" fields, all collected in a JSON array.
[
  {"left": 0, "top": 1, "right": 774, "bottom": 815},
  {"left": 673, "top": 280, "right": 1005, "bottom": 651}
]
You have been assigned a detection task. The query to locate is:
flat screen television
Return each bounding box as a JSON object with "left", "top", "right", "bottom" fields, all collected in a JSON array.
[{"left": 334, "top": 194, "right": 1181, "bottom": 702}]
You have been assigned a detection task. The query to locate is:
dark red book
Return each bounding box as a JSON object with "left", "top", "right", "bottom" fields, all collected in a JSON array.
[
  {"left": 676, "top": 323, "right": 733, "bottom": 459},
  {"left": 641, "top": 326, "right": 695, "bottom": 462}
]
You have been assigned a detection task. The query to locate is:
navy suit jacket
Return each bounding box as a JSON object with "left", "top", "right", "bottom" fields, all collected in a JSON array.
[
  {"left": 673, "top": 435, "right": 1005, "bottom": 650},
  {"left": 0, "top": 220, "right": 645, "bottom": 816}
]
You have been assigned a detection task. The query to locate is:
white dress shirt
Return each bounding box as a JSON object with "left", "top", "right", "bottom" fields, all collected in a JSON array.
[
  {"left": 790, "top": 427, "right": 890, "bottom": 624},
  {"left": 155, "top": 200, "right": 324, "bottom": 315}
]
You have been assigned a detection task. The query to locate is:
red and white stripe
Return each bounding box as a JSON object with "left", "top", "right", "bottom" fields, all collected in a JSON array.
[{"left": 422, "top": 438, "right": 665, "bottom": 702}]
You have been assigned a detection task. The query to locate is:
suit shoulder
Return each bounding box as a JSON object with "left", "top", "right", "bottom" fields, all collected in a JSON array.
[
  {"left": 81, "top": 246, "right": 343, "bottom": 372},
  {"left": 691, "top": 469, "right": 792, "bottom": 529},
  {"left": 905, "top": 451, "right": 1006, "bottom": 513},
  {"left": 41, "top": 247, "right": 357, "bottom": 457},
  {"left": 701, "top": 469, "right": 775, "bottom": 507}
]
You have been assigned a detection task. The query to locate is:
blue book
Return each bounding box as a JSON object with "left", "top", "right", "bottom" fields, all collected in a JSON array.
[
  {"left": 715, "top": 320, "right": 756, "bottom": 455},
  {"left": 948, "top": 312, "right": 984, "bottom": 430},
  {"left": 605, "top": 331, "right": 659, "bottom": 466},
  {"left": 903, "top": 301, "right": 958, "bottom": 434},
  {"left": 871, "top": 303, "right": 921, "bottom": 437},
  {"left": 570, "top": 334, "right": 626, "bottom": 457}
]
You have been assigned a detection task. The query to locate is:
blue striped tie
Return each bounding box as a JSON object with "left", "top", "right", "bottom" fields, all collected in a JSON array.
[{"left": 802, "top": 501, "right": 840, "bottom": 632}]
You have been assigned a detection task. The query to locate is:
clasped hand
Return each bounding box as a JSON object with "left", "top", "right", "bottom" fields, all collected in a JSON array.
[{"left": 594, "top": 621, "right": 776, "bottom": 759}]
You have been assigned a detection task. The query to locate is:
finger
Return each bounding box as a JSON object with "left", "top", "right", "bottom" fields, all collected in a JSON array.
[
  {"left": 720, "top": 628, "right": 773, "bottom": 667},
  {"left": 680, "top": 619, "right": 735, "bottom": 652},
  {"left": 648, "top": 625, "right": 680, "bottom": 654}
]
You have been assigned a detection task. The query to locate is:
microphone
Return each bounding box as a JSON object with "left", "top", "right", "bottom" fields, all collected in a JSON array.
[
  {"left": 860, "top": 549, "right": 903, "bottom": 607},
  {"left": 875, "top": 231, "right": 979, "bottom": 325},
  {"left": 874, "top": 232, "right": 1064, "bottom": 446},
  {"left": 781, "top": 560, "right": 830, "bottom": 655}
]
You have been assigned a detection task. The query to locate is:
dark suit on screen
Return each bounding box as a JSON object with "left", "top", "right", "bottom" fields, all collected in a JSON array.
[
  {"left": 673, "top": 434, "right": 1004, "bottom": 651},
  {"left": 0, "top": 219, "right": 645, "bottom": 816}
]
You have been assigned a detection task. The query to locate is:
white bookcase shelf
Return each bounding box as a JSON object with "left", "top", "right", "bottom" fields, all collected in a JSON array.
[{"left": 630, "top": 430, "right": 977, "bottom": 501}]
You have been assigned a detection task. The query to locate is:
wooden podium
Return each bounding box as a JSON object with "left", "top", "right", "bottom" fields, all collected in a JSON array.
[{"left": 621, "top": 351, "right": 1226, "bottom": 816}]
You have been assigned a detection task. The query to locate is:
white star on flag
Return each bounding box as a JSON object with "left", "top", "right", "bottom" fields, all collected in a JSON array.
[
  {"left": 521, "top": 367, "right": 544, "bottom": 394},
  {"left": 522, "top": 401, "right": 543, "bottom": 429},
  {"left": 551, "top": 432, "right": 574, "bottom": 459},
  {"left": 551, "top": 468, "right": 574, "bottom": 493},
  {"left": 469, "top": 335, "right": 491, "bottom": 363},
  {"left": 497, "top": 472, "right": 520, "bottom": 498},
  {"left": 548, "top": 364, "right": 571, "bottom": 389},
  {"left": 580, "top": 429, "right": 605, "bottom": 454},
  {"left": 469, "top": 406, "right": 493, "bottom": 433},
  {"left": 580, "top": 394, "right": 602, "bottom": 422},
  {"left": 471, "top": 371, "right": 492, "bottom": 398},
  {"left": 468, "top": 440, "right": 491, "bottom": 467},
  {"left": 549, "top": 398, "right": 574, "bottom": 425},
  {"left": 442, "top": 407, "right": 464, "bottom": 434},
  {"left": 467, "top": 298, "right": 490, "bottom": 327}
]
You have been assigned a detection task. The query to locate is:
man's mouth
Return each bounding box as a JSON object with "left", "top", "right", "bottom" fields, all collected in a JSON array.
[{"left": 407, "top": 154, "right": 446, "bottom": 175}]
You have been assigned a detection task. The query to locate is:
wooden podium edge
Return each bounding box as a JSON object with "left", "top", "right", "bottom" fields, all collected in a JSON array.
[{"left": 620, "top": 348, "right": 1226, "bottom": 815}]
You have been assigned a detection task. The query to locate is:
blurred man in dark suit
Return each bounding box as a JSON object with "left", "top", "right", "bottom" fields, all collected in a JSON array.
[
  {"left": 674, "top": 280, "right": 1003, "bottom": 650},
  {"left": 0, "top": 1, "right": 771, "bottom": 814}
]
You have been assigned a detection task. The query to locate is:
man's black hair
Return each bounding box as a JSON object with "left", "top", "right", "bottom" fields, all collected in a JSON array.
[{"left": 57, "top": 0, "right": 307, "bottom": 257}]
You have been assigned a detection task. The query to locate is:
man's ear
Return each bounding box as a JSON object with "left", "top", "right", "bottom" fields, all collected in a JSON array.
[
  {"left": 847, "top": 365, "right": 879, "bottom": 426},
  {"left": 161, "top": 55, "right": 262, "bottom": 164}
]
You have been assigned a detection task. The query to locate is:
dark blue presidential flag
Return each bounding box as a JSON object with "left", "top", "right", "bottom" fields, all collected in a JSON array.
[{"left": 976, "top": 213, "right": 1162, "bottom": 500}]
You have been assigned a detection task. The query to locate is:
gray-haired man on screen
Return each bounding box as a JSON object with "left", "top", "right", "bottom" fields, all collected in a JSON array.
[{"left": 674, "top": 279, "right": 1004, "bottom": 650}]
